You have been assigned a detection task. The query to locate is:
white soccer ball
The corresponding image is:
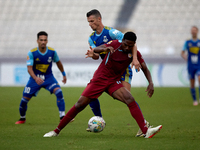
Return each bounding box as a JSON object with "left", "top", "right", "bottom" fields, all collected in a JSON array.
[{"left": 88, "top": 116, "right": 106, "bottom": 133}]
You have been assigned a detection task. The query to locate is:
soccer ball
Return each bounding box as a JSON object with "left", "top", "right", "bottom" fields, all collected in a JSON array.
[{"left": 88, "top": 116, "right": 106, "bottom": 133}]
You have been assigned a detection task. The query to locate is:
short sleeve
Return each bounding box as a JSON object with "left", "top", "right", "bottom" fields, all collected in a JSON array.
[
  {"left": 137, "top": 51, "right": 145, "bottom": 64},
  {"left": 27, "top": 51, "right": 34, "bottom": 66},
  {"left": 109, "top": 29, "right": 124, "bottom": 41},
  {"left": 182, "top": 41, "right": 187, "bottom": 51},
  {"left": 88, "top": 37, "right": 96, "bottom": 48},
  {"left": 53, "top": 50, "right": 60, "bottom": 62}
]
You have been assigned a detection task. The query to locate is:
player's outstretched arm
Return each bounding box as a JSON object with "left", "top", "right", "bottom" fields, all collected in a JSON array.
[
  {"left": 131, "top": 44, "right": 141, "bottom": 72},
  {"left": 86, "top": 45, "right": 114, "bottom": 58},
  {"left": 27, "top": 66, "right": 44, "bottom": 85},
  {"left": 141, "top": 62, "right": 154, "bottom": 97},
  {"left": 56, "top": 60, "right": 67, "bottom": 84}
]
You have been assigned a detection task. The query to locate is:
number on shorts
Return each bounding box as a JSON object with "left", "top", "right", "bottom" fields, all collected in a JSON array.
[{"left": 24, "top": 87, "right": 31, "bottom": 93}]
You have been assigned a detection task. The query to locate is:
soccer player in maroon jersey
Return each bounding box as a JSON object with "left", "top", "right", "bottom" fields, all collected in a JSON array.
[{"left": 43, "top": 32, "right": 162, "bottom": 138}]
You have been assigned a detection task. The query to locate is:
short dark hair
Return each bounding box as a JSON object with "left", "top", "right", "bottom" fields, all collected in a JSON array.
[
  {"left": 37, "top": 31, "right": 48, "bottom": 39},
  {"left": 192, "top": 26, "right": 198, "bottom": 31},
  {"left": 123, "top": 32, "right": 137, "bottom": 42},
  {"left": 86, "top": 9, "right": 102, "bottom": 18}
]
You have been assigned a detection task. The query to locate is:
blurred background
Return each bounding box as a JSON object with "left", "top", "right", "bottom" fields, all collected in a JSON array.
[{"left": 0, "top": 0, "right": 199, "bottom": 87}]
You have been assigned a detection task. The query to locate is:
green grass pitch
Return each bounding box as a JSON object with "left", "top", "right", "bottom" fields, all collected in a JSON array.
[{"left": 0, "top": 87, "right": 200, "bottom": 150}]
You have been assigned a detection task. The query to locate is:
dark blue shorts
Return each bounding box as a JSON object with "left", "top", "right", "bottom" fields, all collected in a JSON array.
[
  {"left": 188, "top": 67, "right": 200, "bottom": 79},
  {"left": 23, "top": 75, "right": 60, "bottom": 98}
]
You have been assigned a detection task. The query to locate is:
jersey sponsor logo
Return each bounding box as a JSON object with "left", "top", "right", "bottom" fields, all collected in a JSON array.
[
  {"left": 128, "top": 53, "right": 132, "bottom": 58},
  {"left": 36, "top": 64, "right": 49, "bottom": 73},
  {"left": 48, "top": 57, "right": 52, "bottom": 63},
  {"left": 189, "top": 47, "right": 199, "bottom": 54},
  {"left": 103, "top": 36, "right": 108, "bottom": 43},
  {"left": 27, "top": 56, "right": 30, "bottom": 60},
  {"left": 35, "top": 58, "right": 40, "bottom": 61}
]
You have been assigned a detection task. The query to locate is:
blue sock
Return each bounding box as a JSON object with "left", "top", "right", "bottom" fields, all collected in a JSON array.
[
  {"left": 199, "top": 86, "right": 200, "bottom": 100},
  {"left": 19, "top": 98, "right": 29, "bottom": 118},
  {"left": 89, "top": 99, "right": 102, "bottom": 117},
  {"left": 55, "top": 89, "right": 65, "bottom": 117},
  {"left": 190, "top": 88, "right": 196, "bottom": 101}
]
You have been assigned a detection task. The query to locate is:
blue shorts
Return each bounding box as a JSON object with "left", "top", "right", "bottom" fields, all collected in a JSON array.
[
  {"left": 23, "top": 75, "right": 60, "bottom": 98},
  {"left": 188, "top": 66, "right": 200, "bottom": 79},
  {"left": 121, "top": 65, "right": 133, "bottom": 84}
]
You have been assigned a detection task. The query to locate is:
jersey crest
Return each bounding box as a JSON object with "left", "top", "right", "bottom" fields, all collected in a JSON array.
[{"left": 103, "top": 36, "right": 108, "bottom": 43}]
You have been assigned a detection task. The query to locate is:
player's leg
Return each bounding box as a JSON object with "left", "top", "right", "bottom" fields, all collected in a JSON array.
[
  {"left": 197, "top": 70, "right": 200, "bottom": 104},
  {"left": 188, "top": 68, "right": 198, "bottom": 105},
  {"left": 43, "top": 80, "right": 106, "bottom": 137},
  {"left": 108, "top": 83, "right": 162, "bottom": 138},
  {"left": 45, "top": 76, "right": 66, "bottom": 120},
  {"left": 112, "top": 87, "right": 148, "bottom": 134},
  {"left": 53, "top": 87, "right": 66, "bottom": 120},
  {"left": 15, "top": 79, "right": 40, "bottom": 124},
  {"left": 121, "top": 69, "right": 150, "bottom": 137},
  {"left": 43, "top": 96, "right": 91, "bottom": 137},
  {"left": 89, "top": 99, "right": 102, "bottom": 117}
]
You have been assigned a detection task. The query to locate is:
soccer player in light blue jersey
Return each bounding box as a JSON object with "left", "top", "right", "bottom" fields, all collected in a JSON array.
[
  {"left": 15, "top": 31, "right": 68, "bottom": 124},
  {"left": 86, "top": 9, "right": 152, "bottom": 137},
  {"left": 181, "top": 26, "right": 200, "bottom": 106}
]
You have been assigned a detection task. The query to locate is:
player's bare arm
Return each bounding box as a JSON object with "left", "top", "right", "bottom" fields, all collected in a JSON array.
[
  {"left": 56, "top": 60, "right": 67, "bottom": 84},
  {"left": 141, "top": 62, "right": 154, "bottom": 97},
  {"left": 27, "top": 65, "right": 44, "bottom": 85},
  {"left": 131, "top": 44, "right": 141, "bottom": 72},
  {"left": 93, "top": 45, "right": 114, "bottom": 54},
  {"left": 86, "top": 45, "right": 114, "bottom": 58},
  {"left": 181, "top": 51, "right": 187, "bottom": 61}
]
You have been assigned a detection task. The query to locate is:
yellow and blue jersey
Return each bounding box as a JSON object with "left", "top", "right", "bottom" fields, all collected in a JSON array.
[
  {"left": 88, "top": 26, "right": 132, "bottom": 84},
  {"left": 183, "top": 39, "right": 200, "bottom": 79},
  {"left": 88, "top": 26, "right": 124, "bottom": 59},
  {"left": 27, "top": 46, "right": 59, "bottom": 79},
  {"left": 183, "top": 39, "right": 200, "bottom": 68}
]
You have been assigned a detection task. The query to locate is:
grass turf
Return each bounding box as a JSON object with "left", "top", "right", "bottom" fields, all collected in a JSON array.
[{"left": 0, "top": 87, "right": 200, "bottom": 150}]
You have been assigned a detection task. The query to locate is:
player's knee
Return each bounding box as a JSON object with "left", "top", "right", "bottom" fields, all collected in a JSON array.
[
  {"left": 124, "top": 94, "right": 135, "bottom": 105},
  {"left": 55, "top": 89, "right": 63, "bottom": 99},
  {"left": 75, "top": 96, "right": 90, "bottom": 111}
]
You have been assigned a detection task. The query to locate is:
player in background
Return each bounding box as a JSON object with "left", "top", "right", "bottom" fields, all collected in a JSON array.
[
  {"left": 86, "top": 9, "right": 153, "bottom": 137},
  {"left": 15, "top": 31, "right": 68, "bottom": 124},
  {"left": 43, "top": 32, "right": 162, "bottom": 138},
  {"left": 181, "top": 26, "right": 200, "bottom": 106}
]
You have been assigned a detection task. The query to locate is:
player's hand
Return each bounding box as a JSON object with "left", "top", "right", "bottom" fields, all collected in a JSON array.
[
  {"left": 85, "top": 46, "right": 94, "bottom": 58},
  {"left": 146, "top": 82, "right": 154, "bottom": 98},
  {"left": 35, "top": 77, "right": 44, "bottom": 85},
  {"left": 62, "top": 76, "right": 67, "bottom": 84},
  {"left": 131, "top": 58, "right": 141, "bottom": 72},
  {"left": 106, "top": 46, "right": 114, "bottom": 53}
]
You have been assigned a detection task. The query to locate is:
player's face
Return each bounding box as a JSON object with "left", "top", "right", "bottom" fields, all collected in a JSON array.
[
  {"left": 121, "top": 39, "right": 135, "bottom": 53},
  {"left": 191, "top": 27, "right": 198, "bottom": 38},
  {"left": 37, "top": 35, "right": 48, "bottom": 49},
  {"left": 87, "top": 15, "right": 100, "bottom": 31}
]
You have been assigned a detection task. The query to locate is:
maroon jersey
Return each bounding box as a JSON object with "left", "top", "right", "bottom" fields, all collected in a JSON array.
[{"left": 92, "top": 40, "right": 133, "bottom": 81}]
